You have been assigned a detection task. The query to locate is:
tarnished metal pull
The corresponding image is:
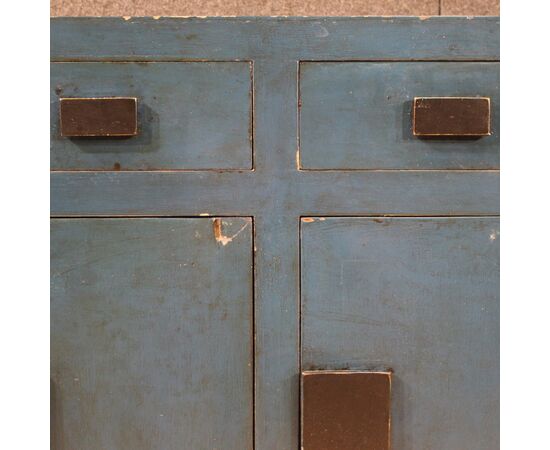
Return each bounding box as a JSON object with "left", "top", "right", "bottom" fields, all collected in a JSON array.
[
  {"left": 301, "top": 370, "right": 392, "bottom": 450},
  {"left": 412, "top": 97, "right": 491, "bottom": 137},
  {"left": 59, "top": 97, "right": 138, "bottom": 137}
]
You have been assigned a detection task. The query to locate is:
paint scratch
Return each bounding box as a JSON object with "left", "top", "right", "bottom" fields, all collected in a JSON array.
[
  {"left": 313, "top": 23, "right": 329, "bottom": 38},
  {"left": 213, "top": 218, "right": 250, "bottom": 246}
]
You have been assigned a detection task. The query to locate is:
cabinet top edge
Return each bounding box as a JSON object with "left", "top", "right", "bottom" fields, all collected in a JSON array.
[
  {"left": 51, "top": 16, "right": 500, "bottom": 23},
  {"left": 51, "top": 16, "right": 499, "bottom": 62}
]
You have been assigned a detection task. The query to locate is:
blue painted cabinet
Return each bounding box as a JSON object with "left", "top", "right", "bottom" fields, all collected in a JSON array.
[{"left": 51, "top": 17, "right": 499, "bottom": 449}]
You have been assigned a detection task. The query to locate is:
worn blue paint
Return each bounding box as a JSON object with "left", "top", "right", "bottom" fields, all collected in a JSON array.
[
  {"left": 301, "top": 217, "right": 499, "bottom": 449},
  {"left": 300, "top": 62, "right": 500, "bottom": 169},
  {"left": 51, "top": 17, "right": 499, "bottom": 62},
  {"left": 51, "top": 62, "right": 252, "bottom": 170},
  {"left": 51, "top": 17, "right": 500, "bottom": 450},
  {"left": 51, "top": 218, "right": 254, "bottom": 449}
]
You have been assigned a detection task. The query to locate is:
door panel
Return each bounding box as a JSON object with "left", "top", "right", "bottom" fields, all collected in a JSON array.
[
  {"left": 301, "top": 217, "right": 499, "bottom": 449},
  {"left": 51, "top": 218, "right": 253, "bottom": 450}
]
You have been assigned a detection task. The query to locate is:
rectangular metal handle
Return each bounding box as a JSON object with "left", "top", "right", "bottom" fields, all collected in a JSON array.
[
  {"left": 59, "top": 97, "right": 138, "bottom": 137},
  {"left": 412, "top": 97, "right": 491, "bottom": 137}
]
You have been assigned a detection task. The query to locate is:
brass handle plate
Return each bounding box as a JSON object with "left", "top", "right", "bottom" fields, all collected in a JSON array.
[
  {"left": 59, "top": 97, "right": 138, "bottom": 137},
  {"left": 412, "top": 97, "right": 491, "bottom": 137}
]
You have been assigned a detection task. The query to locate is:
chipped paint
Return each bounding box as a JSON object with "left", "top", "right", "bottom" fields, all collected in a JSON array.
[
  {"left": 302, "top": 218, "right": 315, "bottom": 223},
  {"left": 200, "top": 213, "right": 210, "bottom": 217},
  {"left": 213, "top": 218, "right": 251, "bottom": 246}
]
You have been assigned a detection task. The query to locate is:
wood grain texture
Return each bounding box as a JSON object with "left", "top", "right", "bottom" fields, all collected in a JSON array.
[
  {"left": 299, "top": 62, "right": 499, "bottom": 170},
  {"left": 51, "top": 0, "right": 441, "bottom": 17},
  {"left": 51, "top": 218, "right": 254, "bottom": 449},
  {"left": 51, "top": 62, "right": 252, "bottom": 170},
  {"left": 51, "top": 17, "right": 500, "bottom": 61},
  {"left": 250, "top": 59, "right": 301, "bottom": 449},
  {"left": 50, "top": 170, "right": 500, "bottom": 217},
  {"left": 301, "top": 217, "right": 499, "bottom": 449}
]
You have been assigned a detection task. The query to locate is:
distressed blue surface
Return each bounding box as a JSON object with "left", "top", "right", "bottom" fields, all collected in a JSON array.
[
  {"left": 301, "top": 217, "right": 499, "bottom": 449},
  {"left": 51, "top": 17, "right": 500, "bottom": 449},
  {"left": 51, "top": 17, "right": 499, "bottom": 61},
  {"left": 51, "top": 218, "right": 253, "bottom": 449},
  {"left": 300, "top": 62, "right": 500, "bottom": 169},
  {"left": 51, "top": 62, "right": 252, "bottom": 170}
]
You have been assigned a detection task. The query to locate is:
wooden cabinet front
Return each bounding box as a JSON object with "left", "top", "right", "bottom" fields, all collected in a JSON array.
[{"left": 51, "top": 17, "right": 499, "bottom": 449}]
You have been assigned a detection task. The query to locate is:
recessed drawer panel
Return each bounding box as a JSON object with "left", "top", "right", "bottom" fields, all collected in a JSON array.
[
  {"left": 299, "top": 62, "right": 499, "bottom": 170},
  {"left": 301, "top": 217, "right": 499, "bottom": 449},
  {"left": 51, "top": 62, "right": 252, "bottom": 170}
]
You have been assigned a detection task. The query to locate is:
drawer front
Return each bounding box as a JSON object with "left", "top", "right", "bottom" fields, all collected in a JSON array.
[
  {"left": 51, "top": 218, "right": 253, "bottom": 449},
  {"left": 51, "top": 62, "right": 252, "bottom": 170},
  {"left": 301, "top": 217, "right": 499, "bottom": 449},
  {"left": 299, "top": 62, "right": 499, "bottom": 170}
]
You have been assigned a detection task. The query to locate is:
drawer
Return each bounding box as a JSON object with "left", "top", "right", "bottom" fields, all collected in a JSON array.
[
  {"left": 51, "top": 62, "right": 252, "bottom": 170},
  {"left": 299, "top": 62, "right": 499, "bottom": 170},
  {"left": 301, "top": 217, "right": 499, "bottom": 448}
]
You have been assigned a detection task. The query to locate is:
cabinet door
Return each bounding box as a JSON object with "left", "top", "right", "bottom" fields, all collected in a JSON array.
[
  {"left": 301, "top": 217, "right": 499, "bottom": 450},
  {"left": 51, "top": 218, "right": 253, "bottom": 450}
]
